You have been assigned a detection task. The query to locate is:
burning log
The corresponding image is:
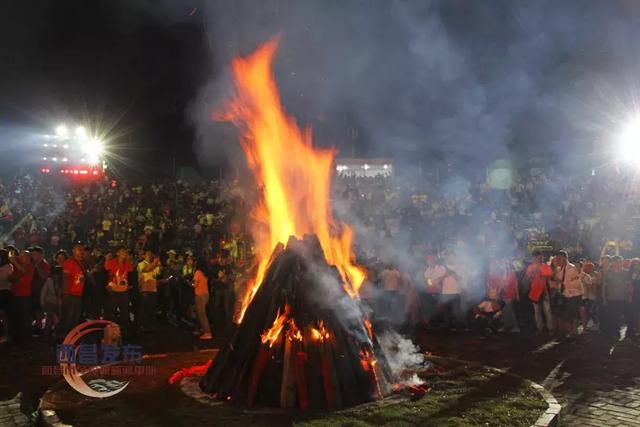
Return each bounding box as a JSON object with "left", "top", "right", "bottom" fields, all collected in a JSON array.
[
  {"left": 247, "top": 344, "right": 271, "bottom": 407},
  {"left": 279, "top": 324, "right": 297, "bottom": 408},
  {"left": 198, "top": 40, "right": 386, "bottom": 410},
  {"left": 294, "top": 351, "right": 309, "bottom": 409},
  {"left": 200, "top": 236, "right": 393, "bottom": 409},
  {"left": 320, "top": 335, "right": 342, "bottom": 410}
]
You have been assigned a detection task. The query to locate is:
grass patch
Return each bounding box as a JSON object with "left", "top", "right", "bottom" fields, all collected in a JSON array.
[
  {"left": 294, "top": 366, "right": 546, "bottom": 427},
  {"left": 50, "top": 355, "right": 546, "bottom": 427}
]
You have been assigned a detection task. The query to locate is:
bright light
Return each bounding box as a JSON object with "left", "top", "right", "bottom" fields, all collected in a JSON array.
[
  {"left": 62, "top": 157, "right": 68, "bottom": 162},
  {"left": 42, "top": 157, "right": 47, "bottom": 161},
  {"left": 63, "top": 144, "right": 69, "bottom": 149},
  {"left": 363, "top": 164, "right": 370, "bottom": 170},
  {"left": 383, "top": 164, "right": 389, "bottom": 170},
  {"left": 43, "top": 143, "right": 48, "bottom": 148},
  {"left": 75, "top": 126, "right": 87, "bottom": 138},
  {"left": 52, "top": 157, "right": 58, "bottom": 162},
  {"left": 82, "top": 139, "right": 104, "bottom": 165},
  {"left": 618, "top": 118, "right": 640, "bottom": 163},
  {"left": 55, "top": 124, "right": 68, "bottom": 137}
]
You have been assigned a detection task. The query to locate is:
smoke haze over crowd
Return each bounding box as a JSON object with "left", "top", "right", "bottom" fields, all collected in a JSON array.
[{"left": 190, "top": 0, "right": 640, "bottom": 177}]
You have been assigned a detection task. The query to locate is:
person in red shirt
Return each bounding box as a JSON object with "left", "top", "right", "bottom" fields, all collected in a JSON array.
[
  {"left": 9, "top": 250, "right": 35, "bottom": 343},
  {"left": 525, "top": 251, "right": 554, "bottom": 335},
  {"left": 104, "top": 247, "right": 134, "bottom": 337},
  {"left": 58, "top": 243, "right": 86, "bottom": 341},
  {"left": 486, "top": 259, "right": 520, "bottom": 332}
]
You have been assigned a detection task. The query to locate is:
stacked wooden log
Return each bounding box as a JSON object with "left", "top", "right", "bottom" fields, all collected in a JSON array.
[{"left": 200, "top": 234, "right": 392, "bottom": 409}]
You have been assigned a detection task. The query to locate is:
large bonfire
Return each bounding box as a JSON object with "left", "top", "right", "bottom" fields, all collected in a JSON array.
[{"left": 200, "top": 38, "right": 391, "bottom": 409}]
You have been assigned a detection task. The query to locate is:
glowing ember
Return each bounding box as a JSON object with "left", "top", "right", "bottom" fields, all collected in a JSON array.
[
  {"left": 286, "top": 318, "right": 303, "bottom": 342},
  {"left": 364, "top": 319, "right": 373, "bottom": 340},
  {"left": 359, "top": 348, "right": 384, "bottom": 399},
  {"left": 261, "top": 305, "right": 290, "bottom": 348},
  {"left": 310, "top": 320, "right": 331, "bottom": 341},
  {"left": 217, "top": 38, "right": 366, "bottom": 323}
]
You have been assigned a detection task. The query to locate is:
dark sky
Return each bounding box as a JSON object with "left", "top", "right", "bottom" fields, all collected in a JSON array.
[
  {"left": 3, "top": 1, "right": 640, "bottom": 180},
  {"left": 0, "top": 0, "right": 208, "bottom": 177}
]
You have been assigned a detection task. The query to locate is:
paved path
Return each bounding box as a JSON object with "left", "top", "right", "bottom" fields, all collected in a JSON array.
[
  {"left": 418, "top": 329, "right": 640, "bottom": 427},
  {"left": 0, "top": 394, "right": 30, "bottom": 427}
]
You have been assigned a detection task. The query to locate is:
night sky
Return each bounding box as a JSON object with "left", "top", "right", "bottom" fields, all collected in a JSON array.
[
  {"left": 0, "top": 0, "right": 208, "bottom": 177},
  {"left": 2, "top": 1, "right": 640, "bottom": 179}
]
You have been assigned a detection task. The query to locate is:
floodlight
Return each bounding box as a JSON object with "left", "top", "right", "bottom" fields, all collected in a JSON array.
[
  {"left": 618, "top": 118, "right": 640, "bottom": 163},
  {"left": 75, "top": 126, "right": 87, "bottom": 138},
  {"left": 55, "top": 124, "right": 68, "bottom": 137},
  {"left": 83, "top": 139, "right": 104, "bottom": 165}
]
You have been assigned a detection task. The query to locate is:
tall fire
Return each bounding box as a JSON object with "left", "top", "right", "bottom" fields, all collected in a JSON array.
[
  {"left": 221, "top": 38, "right": 366, "bottom": 324},
  {"left": 200, "top": 39, "right": 391, "bottom": 409}
]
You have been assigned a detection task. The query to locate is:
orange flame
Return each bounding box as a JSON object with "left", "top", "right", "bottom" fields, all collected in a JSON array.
[
  {"left": 261, "top": 305, "right": 290, "bottom": 348},
  {"left": 359, "top": 348, "right": 384, "bottom": 399},
  {"left": 364, "top": 319, "right": 373, "bottom": 340},
  {"left": 218, "top": 38, "right": 366, "bottom": 323},
  {"left": 310, "top": 320, "right": 331, "bottom": 342},
  {"left": 286, "top": 318, "right": 303, "bottom": 342}
]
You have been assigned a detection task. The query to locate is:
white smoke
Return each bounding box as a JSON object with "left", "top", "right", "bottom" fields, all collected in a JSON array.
[{"left": 377, "top": 329, "right": 427, "bottom": 377}]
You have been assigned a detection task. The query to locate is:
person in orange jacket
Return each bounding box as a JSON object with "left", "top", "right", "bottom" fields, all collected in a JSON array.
[{"left": 525, "top": 251, "right": 554, "bottom": 335}]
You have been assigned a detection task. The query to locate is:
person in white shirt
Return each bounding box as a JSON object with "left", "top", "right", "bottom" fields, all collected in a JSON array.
[
  {"left": 554, "top": 251, "right": 582, "bottom": 339},
  {"left": 575, "top": 261, "right": 595, "bottom": 331},
  {"left": 434, "top": 252, "right": 463, "bottom": 330}
]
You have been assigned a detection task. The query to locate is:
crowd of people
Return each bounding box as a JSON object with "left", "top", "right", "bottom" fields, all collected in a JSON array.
[
  {"left": 0, "top": 175, "right": 251, "bottom": 344},
  {"left": 364, "top": 248, "right": 640, "bottom": 344},
  {"left": 0, "top": 167, "right": 639, "bottom": 347}
]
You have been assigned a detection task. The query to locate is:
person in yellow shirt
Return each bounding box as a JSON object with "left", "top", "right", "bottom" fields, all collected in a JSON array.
[{"left": 137, "top": 251, "right": 161, "bottom": 332}]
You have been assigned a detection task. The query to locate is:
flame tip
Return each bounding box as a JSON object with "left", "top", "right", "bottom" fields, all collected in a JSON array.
[{"left": 225, "top": 39, "right": 366, "bottom": 324}]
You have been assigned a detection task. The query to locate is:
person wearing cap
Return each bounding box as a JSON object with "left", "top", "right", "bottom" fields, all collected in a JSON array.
[{"left": 59, "top": 243, "right": 86, "bottom": 340}]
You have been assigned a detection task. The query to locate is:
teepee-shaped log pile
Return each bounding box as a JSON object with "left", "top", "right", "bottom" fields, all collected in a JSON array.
[{"left": 200, "top": 235, "right": 392, "bottom": 409}]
